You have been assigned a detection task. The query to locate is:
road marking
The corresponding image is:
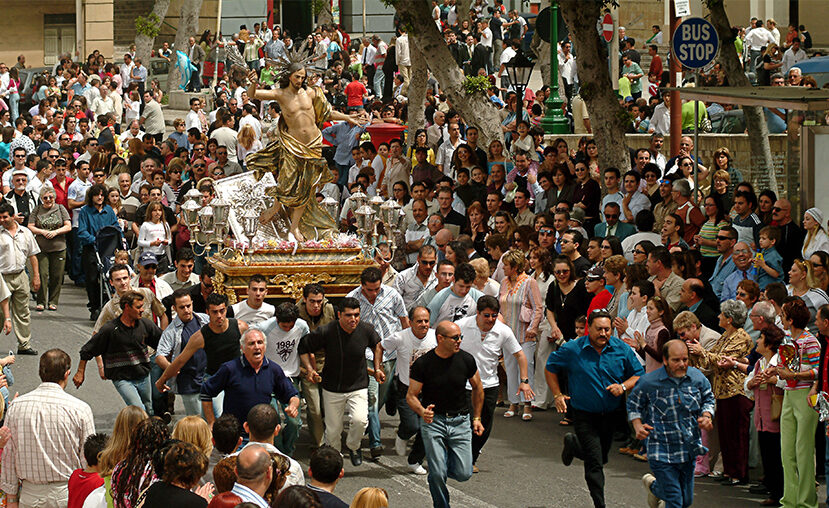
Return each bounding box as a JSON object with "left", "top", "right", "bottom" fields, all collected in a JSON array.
[{"left": 358, "top": 455, "right": 499, "bottom": 508}]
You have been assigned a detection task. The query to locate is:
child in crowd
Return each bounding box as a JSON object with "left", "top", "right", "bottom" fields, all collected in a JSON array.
[
  {"left": 67, "top": 433, "right": 108, "bottom": 508},
  {"left": 755, "top": 225, "right": 784, "bottom": 289}
]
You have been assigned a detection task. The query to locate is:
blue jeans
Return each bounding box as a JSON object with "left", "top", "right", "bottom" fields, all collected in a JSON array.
[
  {"left": 373, "top": 71, "right": 385, "bottom": 100},
  {"left": 396, "top": 384, "right": 425, "bottom": 465},
  {"left": 649, "top": 458, "right": 695, "bottom": 508},
  {"left": 9, "top": 93, "right": 18, "bottom": 123},
  {"left": 272, "top": 377, "right": 302, "bottom": 456},
  {"left": 112, "top": 375, "right": 153, "bottom": 415},
  {"left": 336, "top": 163, "right": 351, "bottom": 187},
  {"left": 421, "top": 414, "right": 473, "bottom": 508},
  {"left": 367, "top": 359, "right": 396, "bottom": 449}
]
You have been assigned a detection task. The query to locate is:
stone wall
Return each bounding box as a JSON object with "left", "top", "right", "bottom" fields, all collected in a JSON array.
[{"left": 544, "top": 133, "right": 794, "bottom": 198}]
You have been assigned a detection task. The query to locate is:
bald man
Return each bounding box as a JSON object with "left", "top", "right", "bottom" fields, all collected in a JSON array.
[
  {"left": 408, "top": 320, "right": 484, "bottom": 508},
  {"left": 677, "top": 278, "right": 720, "bottom": 331},
  {"left": 232, "top": 444, "right": 273, "bottom": 504},
  {"left": 771, "top": 198, "right": 804, "bottom": 279}
]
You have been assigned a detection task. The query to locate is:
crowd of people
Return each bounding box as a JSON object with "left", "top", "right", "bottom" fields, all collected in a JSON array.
[{"left": 0, "top": 4, "right": 827, "bottom": 508}]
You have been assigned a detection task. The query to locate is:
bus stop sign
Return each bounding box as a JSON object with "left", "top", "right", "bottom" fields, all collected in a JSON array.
[{"left": 672, "top": 17, "right": 720, "bottom": 69}]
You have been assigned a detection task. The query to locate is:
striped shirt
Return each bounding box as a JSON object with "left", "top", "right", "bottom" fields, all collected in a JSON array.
[
  {"left": 699, "top": 219, "right": 728, "bottom": 257},
  {"left": 394, "top": 264, "right": 436, "bottom": 311},
  {"left": 0, "top": 383, "right": 95, "bottom": 493},
  {"left": 785, "top": 330, "right": 821, "bottom": 390},
  {"left": 347, "top": 285, "right": 407, "bottom": 360}
]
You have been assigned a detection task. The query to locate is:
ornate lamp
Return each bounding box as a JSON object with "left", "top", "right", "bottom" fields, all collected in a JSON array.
[
  {"left": 350, "top": 191, "right": 368, "bottom": 209},
  {"left": 198, "top": 205, "right": 215, "bottom": 235},
  {"left": 321, "top": 196, "right": 339, "bottom": 221},
  {"left": 354, "top": 204, "right": 377, "bottom": 258},
  {"left": 369, "top": 195, "right": 385, "bottom": 215},
  {"left": 504, "top": 50, "right": 535, "bottom": 104},
  {"left": 181, "top": 199, "right": 201, "bottom": 229},
  {"left": 241, "top": 208, "right": 260, "bottom": 239}
]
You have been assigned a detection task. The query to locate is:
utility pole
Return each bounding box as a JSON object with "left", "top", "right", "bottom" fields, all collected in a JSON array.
[{"left": 669, "top": 0, "right": 682, "bottom": 157}]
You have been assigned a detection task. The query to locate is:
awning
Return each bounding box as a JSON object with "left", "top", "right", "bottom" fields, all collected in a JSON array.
[{"left": 662, "top": 86, "right": 829, "bottom": 111}]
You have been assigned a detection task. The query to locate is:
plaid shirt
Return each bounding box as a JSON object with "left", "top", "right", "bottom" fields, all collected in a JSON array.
[
  {"left": 0, "top": 383, "right": 96, "bottom": 492},
  {"left": 347, "top": 285, "right": 407, "bottom": 361},
  {"left": 627, "top": 366, "right": 716, "bottom": 464}
]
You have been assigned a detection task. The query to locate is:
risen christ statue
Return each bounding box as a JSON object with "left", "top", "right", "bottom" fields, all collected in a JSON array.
[{"left": 245, "top": 65, "right": 363, "bottom": 242}]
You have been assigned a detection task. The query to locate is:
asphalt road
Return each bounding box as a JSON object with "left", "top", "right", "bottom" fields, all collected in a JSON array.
[{"left": 13, "top": 283, "right": 818, "bottom": 507}]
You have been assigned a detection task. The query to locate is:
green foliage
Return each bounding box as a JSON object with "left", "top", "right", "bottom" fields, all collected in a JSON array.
[
  {"left": 463, "top": 75, "right": 490, "bottom": 96},
  {"left": 312, "top": 0, "right": 327, "bottom": 16},
  {"left": 135, "top": 13, "right": 161, "bottom": 38}
]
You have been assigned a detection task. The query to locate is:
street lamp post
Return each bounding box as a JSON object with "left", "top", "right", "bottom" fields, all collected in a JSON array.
[
  {"left": 504, "top": 50, "right": 535, "bottom": 108},
  {"left": 541, "top": 1, "right": 569, "bottom": 134}
]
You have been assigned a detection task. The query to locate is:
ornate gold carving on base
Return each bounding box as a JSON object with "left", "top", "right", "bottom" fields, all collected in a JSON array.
[
  {"left": 212, "top": 271, "right": 238, "bottom": 305},
  {"left": 269, "top": 273, "right": 336, "bottom": 300}
]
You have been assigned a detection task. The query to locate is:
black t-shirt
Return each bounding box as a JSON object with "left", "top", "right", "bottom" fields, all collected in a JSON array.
[
  {"left": 490, "top": 17, "right": 503, "bottom": 41},
  {"left": 410, "top": 349, "right": 478, "bottom": 414},
  {"left": 545, "top": 279, "right": 591, "bottom": 341},
  {"left": 572, "top": 256, "right": 592, "bottom": 278},
  {"left": 308, "top": 485, "right": 348, "bottom": 508},
  {"left": 298, "top": 321, "right": 381, "bottom": 393},
  {"left": 202, "top": 318, "right": 242, "bottom": 375},
  {"left": 142, "top": 482, "right": 207, "bottom": 508},
  {"left": 757, "top": 54, "right": 772, "bottom": 86}
]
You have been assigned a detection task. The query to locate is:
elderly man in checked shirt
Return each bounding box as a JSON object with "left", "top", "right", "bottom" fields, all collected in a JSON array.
[
  {"left": 627, "top": 339, "right": 715, "bottom": 508},
  {"left": 1, "top": 349, "right": 95, "bottom": 508}
]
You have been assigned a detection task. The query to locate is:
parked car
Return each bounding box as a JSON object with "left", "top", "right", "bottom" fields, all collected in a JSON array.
[
  {"left": 792, "top": 55, "right": 829, "bottom": 88},
  {"left": 18, "top": 66, "right": 52, "bottom": 112},
  {"left": 148, "top": 57, "right": 170, "bottom": 92}
]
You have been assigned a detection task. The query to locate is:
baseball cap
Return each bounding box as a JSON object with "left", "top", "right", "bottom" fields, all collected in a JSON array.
[
  {"left": 585, "top": 265, "right": 605, "bottom": 281},
  {"left": 11, "top": 168, "right": 28, "bottom": 178},
  {"left": 137, "top": 252, "right": 158, "bottom": 267}
]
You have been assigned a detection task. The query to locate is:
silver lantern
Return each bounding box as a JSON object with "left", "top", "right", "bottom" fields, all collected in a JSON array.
[
  {"left": 321, "top": 196, "right": 339, "bottom": 221},
  {"left": 242, "top": 208, "right": 260, "bottom": 239},
  {"left": 181, "top": 199, "right": 201, "bottom": 229},
  {"left": 198, "top": 205, "right": 215, "bottom": 235}
]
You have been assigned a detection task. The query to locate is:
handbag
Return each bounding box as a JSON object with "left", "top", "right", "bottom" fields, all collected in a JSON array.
[{"left": 771, "top": 391, "right": 784, "bottom": 421}]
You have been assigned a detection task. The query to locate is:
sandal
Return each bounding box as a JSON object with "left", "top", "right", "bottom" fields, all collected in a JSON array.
[
  {"left": 35, "top": 305, "right": 44, "bottom": 312},
  {"left": 503, "top": 410, "right": 516, "bottom": 418},
  {"left": 522, "top": 412, "right": 533, "bottom": 421},
  {"left": 48, "top": 305, "right": 57, "bottom": 311},
  {"left": 559, "top": 418, "right": 573, "bottom": 426}
]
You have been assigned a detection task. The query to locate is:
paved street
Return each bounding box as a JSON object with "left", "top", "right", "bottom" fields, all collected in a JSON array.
[{"left": 11, "top": 283, "right": 806, "bottom": 507}]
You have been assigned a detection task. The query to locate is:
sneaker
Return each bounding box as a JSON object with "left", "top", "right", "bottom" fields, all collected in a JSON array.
[
  {"left": 16, "top": 347, "right": 38, "bottom": 356},
  {"left": 562, "top": 432, "right": 578, "bottom": 466},
  {"left": 408, "top": 463, "right": 427, "bottom": 475},
  {"left": 395, "top": 436, "right": 407, "bottom": 456},
  {"left": 642, "top": 473, "right": 664, "bottom": 508}
]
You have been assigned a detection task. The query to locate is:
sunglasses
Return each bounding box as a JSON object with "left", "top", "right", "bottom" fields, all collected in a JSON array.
[
  {"left": 420, "top": 260, "right": 436, "bottom": 266},
  {"left": 193, "top": 164, "right": 206, "bottom": 168},
  {"left": 439, "top": 333, "right": 463, "bottom": 341},
  {"left": 716, "top": 235, "right": 734, "bottom": 241},
  {"left": 554, "top": 269, "right": 570, "bottom": 275},
  {"left": 604, "top": 214, "right": 619, "bottom": 219}
]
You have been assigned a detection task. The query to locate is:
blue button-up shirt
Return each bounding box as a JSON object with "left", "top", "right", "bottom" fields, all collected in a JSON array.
[
  {"left": 200, "top": 356, "right": 299, "bottom": 429},
  {"left": 721, "top": 265, "right": 758, "bottom": 302},
  {"left": 627, "top": 366, "right": 715, "bottom": 464},
  {"left": 546, "top": 335, "right": 644, "bottom": 414},
  {"left": 77, "top": 204, "right": 121, "bottom": 247},
  {"left": 322, "top": 121, "right": 366, "bottom": 166},
  {"left": 709, "top": 254, "right": 736, "bottom": 299}
]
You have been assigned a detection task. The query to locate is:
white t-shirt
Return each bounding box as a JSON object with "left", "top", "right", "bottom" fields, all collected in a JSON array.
[
  {"left": 427, "top": 286, "right": 484, "bottom": 325},
  {"left": 231, "top": 299, "right": 275, "bottom": 326},
  {"left": 457, "top": 316, "right": 521, "bottom": 389},
  {"left": 210, "top": 126, "right": 239, "bottom": 160},
  {"left": 254, "top": 317, "right": 309, "bottom": 378},
  {"left": 67, "top": 179, "right": 92, "bottom": 227},
  {"left": 380, "top": 328, "right": 437, "bottom": 385},
  {"left": 185, "top": 109, "right": 202, "bottom": 132}
]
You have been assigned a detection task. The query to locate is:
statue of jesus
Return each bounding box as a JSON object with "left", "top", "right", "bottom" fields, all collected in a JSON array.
[{"left": 245, "top": 65, "right": 364, "bottom": 242}]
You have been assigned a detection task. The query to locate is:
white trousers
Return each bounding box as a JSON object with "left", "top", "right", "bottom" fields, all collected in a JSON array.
[{"left": 322, "top": 387, "right": 369, "bottom": 452}]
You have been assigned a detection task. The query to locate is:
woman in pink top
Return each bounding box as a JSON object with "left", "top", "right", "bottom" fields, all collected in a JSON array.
[
  {"left": 499, "top": 249, "right": 543, "bottom": 421},
  {"left": 744, "top": 326, "right": 785, "bottom": 505}
]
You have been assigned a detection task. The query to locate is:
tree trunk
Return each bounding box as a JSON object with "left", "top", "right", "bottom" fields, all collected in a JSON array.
[
  {"left": 559, "top": 0, "right": 630, "bottom": 173},
  {"left": 134, "top": 0, "right": 172, "bottom": 65},
  {"left": 457, "top": 0, "right": 473, "bottom": 26},
  {"left": 531, "top": 0, "right": 551, "bottom": 87},
  {"left": 316, "top": 0, "right": 334, "bottom": 26},
  {"left": 168, "top": 0, "right": 204, "bottom": 94},
  {"left": 394, "top": 0, "right": 502, "bottom": 150},
  {"left": 406, "top": 45, "right": 428, "bottom": 151},
  {"left": 706, "top": 1, "right": 777, "bottom": 194}
]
